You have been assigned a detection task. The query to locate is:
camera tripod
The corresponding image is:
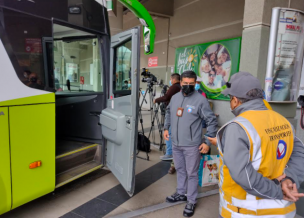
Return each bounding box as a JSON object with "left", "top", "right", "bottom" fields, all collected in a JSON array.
[
  {"left": 137, "top": 84, "right": 155, "bottom": 161},
  {"left": 138, "top": 83, "right": 155, "bottom": 136},
  {"left": 147, "top": 87, "right": 167, "bottom": 152},
  {"left": 147, "top": 101, "right": 166, "bottom": 152}
]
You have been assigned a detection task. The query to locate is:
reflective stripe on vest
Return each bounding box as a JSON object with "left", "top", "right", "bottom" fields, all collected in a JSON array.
[{"left": 216, "top": 110, "right": 295, "bottom": 218}]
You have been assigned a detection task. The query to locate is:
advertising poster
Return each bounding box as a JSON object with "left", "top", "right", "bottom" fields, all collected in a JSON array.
[
  {"left": 265, "top": 9, "right": 304, "bottom": 102},
  {"left": 175, "top": 37, "right": 241, "bottom": 100}
]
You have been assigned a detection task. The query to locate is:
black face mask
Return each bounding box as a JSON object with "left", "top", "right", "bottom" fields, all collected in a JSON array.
[
  {"left": 30, "top": 77, "right": 37, "bottom": 83},
  {"left": 182, "top": 85, "right": 195, "bottom": 95}
]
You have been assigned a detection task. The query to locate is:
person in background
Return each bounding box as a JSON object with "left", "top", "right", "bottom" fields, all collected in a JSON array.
[
  {"left": 28, "top": 73, "right": 44, "bottom": 90},
  {"left": 154, "top": 73, "right": 181, "bottom": 161},
  {"left": 164, "top": 70, "right": 217, "bottom": 217},
  {"left": 22, "top": 70, "right": 31, "bottom": 85},
  {"left": 122, "top": 80, "right": 129, "bottom": 90},
  {"left": 128, "top": 79, "right": 131, "bottom": 90},
  {"left": 212, "top": 72, "right": 304, "bottom": 218},
  {"left": 195, "top": 77, "right": 206, "bottom": 97}
]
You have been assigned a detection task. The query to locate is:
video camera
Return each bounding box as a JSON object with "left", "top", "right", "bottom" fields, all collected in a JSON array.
[
  {"left": 161, "top": 85, "right": 169, "bottom": 95},
  {"left": 298, "top": 95, "right": 304, "bottom": 107},
  {"left": 141, "top": 68, "right": 158, "bottom": 85}
]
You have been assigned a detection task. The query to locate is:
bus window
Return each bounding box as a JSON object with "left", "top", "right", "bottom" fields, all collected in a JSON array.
[
  {"left": 113, "top": 40, "right": 132, "bottom": 97},
  {"left": 53, "top": 24, "right": 103, "bottom": 93},
  {"left": 0, "top": 8, "right": 52, "bottom": 90}
]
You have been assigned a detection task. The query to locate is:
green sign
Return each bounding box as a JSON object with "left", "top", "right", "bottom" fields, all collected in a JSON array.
[{"left": 175, "top": 37, "right": 242, "bottom": 100}]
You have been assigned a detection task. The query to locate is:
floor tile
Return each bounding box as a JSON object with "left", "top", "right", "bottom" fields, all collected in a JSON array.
[
  {"left": 60, "top": 212, "right": 85, "bottom": 218},
  {"left": 104, "top": 206, "right": 132, "bottom": 218},
  {"left": 75, "top": 173, "right": 120, "bottom": 199},
  {"left": 72, "top": 198, "right": 117, "bottom": 218}
]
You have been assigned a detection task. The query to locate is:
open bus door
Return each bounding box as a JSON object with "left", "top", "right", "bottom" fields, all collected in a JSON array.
[{"left": 101, "top": 27, "right": 140, "bottom": 196}]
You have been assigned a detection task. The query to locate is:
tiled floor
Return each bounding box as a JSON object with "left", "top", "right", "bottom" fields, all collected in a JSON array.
[{"left": 143, "top": 194, "right": 219, "bottom": 218}]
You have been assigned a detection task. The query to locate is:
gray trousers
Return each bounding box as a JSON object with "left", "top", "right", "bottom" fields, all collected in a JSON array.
[{"left": 172, "top": 145, "right": 201, "bottom": 204}]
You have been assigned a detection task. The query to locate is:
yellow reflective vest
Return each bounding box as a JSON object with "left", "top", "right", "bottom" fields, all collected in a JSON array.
[
  {"left": 263, "top": 99, "right": 273, "bottom": 110},
  {"left": 217, "top": 109, "right": 295, "bottom": 218}
]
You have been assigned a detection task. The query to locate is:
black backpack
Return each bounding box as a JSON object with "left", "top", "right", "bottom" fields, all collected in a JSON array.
[{"left": 137, "top": 132, "right": 151, "bottom": 153}]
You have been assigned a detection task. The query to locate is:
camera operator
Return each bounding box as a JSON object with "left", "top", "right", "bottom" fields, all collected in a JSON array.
[{"left": 153, "top": 73, "right": 181, "bottom": 162}]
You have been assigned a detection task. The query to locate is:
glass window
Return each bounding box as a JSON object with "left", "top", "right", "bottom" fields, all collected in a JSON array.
[
  {"left": 53, "top": 24, "right": 103, "bottom": 93},
  {"left": 0, "top": 8, "right": 52, "bottom": 90},
  {"left": 113, "top": 40, "right": 132, "bottom": 96}
]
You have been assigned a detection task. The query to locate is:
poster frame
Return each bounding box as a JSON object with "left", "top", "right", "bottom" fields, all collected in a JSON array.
[
  {"left": 265, "top": 7, "right": 304, "bottom": 103},
  {"left": 174, "top": 37, "right": 242, "bottom": 101}
]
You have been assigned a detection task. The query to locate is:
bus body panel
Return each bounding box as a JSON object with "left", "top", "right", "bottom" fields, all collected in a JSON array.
[
  {"left": 0, "top": 93, "right": 55, "bottom": 107},
  {"left": 9, "top": 103, "right": 55, "bottom": 209},
  {"left": 0, "top": 107, "right": 12, "bottom": 214}
]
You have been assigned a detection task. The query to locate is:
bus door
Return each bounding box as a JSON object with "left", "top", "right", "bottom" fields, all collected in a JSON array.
[{"left": 100, "top": 27, "right": 140, "bottom": 196}]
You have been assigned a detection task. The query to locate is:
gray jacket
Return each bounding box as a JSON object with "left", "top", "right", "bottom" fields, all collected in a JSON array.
[
  {"left": 220, "top": 98, "right": 304, "bottom": 199},
  {"left": 164, "top": 91, "right": 218, "bottom": 147}
]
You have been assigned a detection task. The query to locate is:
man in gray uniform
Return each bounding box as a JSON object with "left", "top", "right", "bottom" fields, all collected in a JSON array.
[
  {"left": 216, "top": 72, "right": 304, "bottom": 217},
  {"left": 163, "top": 70, "right": 218, "bottom": 217}
]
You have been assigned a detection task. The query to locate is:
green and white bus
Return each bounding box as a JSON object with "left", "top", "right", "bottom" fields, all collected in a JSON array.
[{"left": 0, "top": 0, "right": 155, "bottom": 215}]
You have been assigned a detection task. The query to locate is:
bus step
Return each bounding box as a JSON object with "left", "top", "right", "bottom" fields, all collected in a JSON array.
[
  {"left": 55, "top": 143, "right": 103, "bottom": 188},
  {"left": 56, "top": 161, "right": 102, "bottom": 188}
]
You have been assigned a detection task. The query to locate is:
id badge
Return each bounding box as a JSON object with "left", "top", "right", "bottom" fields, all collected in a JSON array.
[{"left": 176, "top": 107, "right": 184, "bottom": 117}]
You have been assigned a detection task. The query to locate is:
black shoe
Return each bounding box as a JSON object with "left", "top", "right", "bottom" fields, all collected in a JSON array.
[
  {"left": 183, "top": 202, "right": 196, "bottom": 217},
  {"left": 166, "top": 192, "right": 187, "bottom": 203}
]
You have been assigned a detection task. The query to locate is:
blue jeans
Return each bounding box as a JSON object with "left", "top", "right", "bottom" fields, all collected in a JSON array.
[{"left": 165, "top": 127, "right": 172, "bottom": 156}]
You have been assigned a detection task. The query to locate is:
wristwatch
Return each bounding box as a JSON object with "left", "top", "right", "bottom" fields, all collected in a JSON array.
[
  {"left": 272, "top": 178, "right": 280, "bottom": 185},
  {"left": 282, "top": 176, "right": 296, "bottom": 184}
]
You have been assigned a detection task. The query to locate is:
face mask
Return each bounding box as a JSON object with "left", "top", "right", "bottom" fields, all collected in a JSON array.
[
  {"left": 128, "top": 84, "right": 131, "bottom": 88},
  {"left": 30, "top": 77, "right": 37, "bottom": 83},
  {"left": 169, "top": 80, "right": 172, "bottom": 86},
  {"left": 182, "top": 85, "right": 195, "bottom": 95},
  {"left": 195, "top": 83, "right": 200, "bottom": 91}
]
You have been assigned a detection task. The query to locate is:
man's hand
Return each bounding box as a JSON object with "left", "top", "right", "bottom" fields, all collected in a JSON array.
[
  {"left": 153, "top": 99, "right": 156, "bottom": 104},
  {"left": 164, "top": 130, "right": 169, "bottom": 141},
  {"left": 208, "top": 137, "right": 217, "bottom": 146},
  {"left": 281, "top": 179, "right": 304, "bottom": 202},
  {"left": 276, "top": 174, "right": 286, "bottom": 182},
  {"left": 199, "top": 143, "right": 210, "bottom": 154}
]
